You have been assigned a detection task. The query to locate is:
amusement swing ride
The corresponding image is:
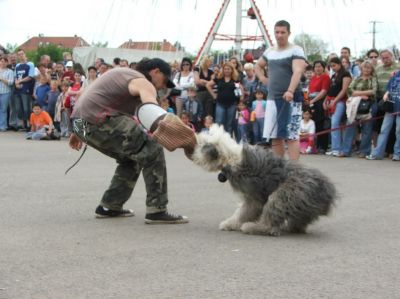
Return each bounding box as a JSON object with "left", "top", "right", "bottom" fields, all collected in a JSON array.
[{"left": 193, "top": 0, "right": 274, "bottom": 66}]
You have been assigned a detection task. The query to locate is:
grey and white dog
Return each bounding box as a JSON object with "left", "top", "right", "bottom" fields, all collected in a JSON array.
[{"left": 191, "top": 125, "right": 337, "bottom": 236}]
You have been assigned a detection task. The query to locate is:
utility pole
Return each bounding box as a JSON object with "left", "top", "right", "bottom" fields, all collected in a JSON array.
[{"left": 369, "top": 21, "right": 381, "bottom": 49}]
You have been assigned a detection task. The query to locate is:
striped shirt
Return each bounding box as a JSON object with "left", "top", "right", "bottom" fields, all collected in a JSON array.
[{"left": 0, "top": 68, "right": 14, "bottom": 94}]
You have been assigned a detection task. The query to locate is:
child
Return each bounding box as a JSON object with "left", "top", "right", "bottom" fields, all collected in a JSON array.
[
  {"left": 300, "top": 108, "right": 316, "bottom": 154},
  {"left": 33, "top": 75, "right": 50, "bottom": 110},
  {"left": 26, "top": 103, "right": 55, "bottom": 140},
  {"left": 201, "top": 115, "right": 214, "bottom": 133},
  {"left": 237, "top": 101, "right": 250, "bottom": 143},
  {"left": 46, "top": 80, "right": 60, "bottom": 121},
  {"left": 55, "top": 81, "right": 71, "bottom": 137},
  {"left": 251, "top": 89, "right": 267, "bottom": 143},
  {"left": 160, "top": 97, "right": 174, "bottom": 114},
  {"left": 180, "top": 111, "right": 196, "bottom": 132},
  {"left": 183, "top": 86, "right": 203, "bottom": 131}
]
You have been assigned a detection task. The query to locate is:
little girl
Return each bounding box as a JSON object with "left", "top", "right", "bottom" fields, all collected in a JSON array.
[
  {"left": 300, "top": 108, "right": 316, "bottom": 154},
  {"left": 181, "top": 111, "right": 196, "bottom": 132},
  {"left": 55, "top": 81, "right": 71, "bottom": 137},
  {"left": 251, "top": 89, "right": 267, "bottom": 143},
  {"left": 237, "top": 101, "right": 250, "bottom": 143},
  {"left": 201, "top": 115, "right": 214, "bottom": 133}
]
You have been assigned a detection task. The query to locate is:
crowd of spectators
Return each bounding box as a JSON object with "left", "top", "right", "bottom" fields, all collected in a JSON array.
[{"left": 0, "top": 46, "right": 399, "bottom": 161}]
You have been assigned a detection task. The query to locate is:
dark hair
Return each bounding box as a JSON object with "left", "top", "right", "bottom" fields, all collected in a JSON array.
[
  {"left": 32, "top": 102, "right": 41, "bottom": 108},
  {"left": 366, "top": 48, "right": 379, "bottom": 58},
  {"left": 255, "top": 89, "right": 266, "bottom": 97},
  {"left": 0, "top": 55, "right": 8, "bottom": 62},
  {"left": 87, "top": 66, "right": 96, "bottom": 72},
  {"left": 341, "top": 47, "right": 351, "bottom": 55},
  {"left": 180, "top": 57, "right": 192, "bottom": 70},
  {"left": 313, "top": 60, "right": 326, "bottom": 70},
  {"left": 305, "top": 64, "right": 313, "bottom": 72},
  {"left": 302, "top": 106, "right": 313, "bottom": 115},
  {"left": 329, "top": 57, "right": 348, "bottom": 82},
  {"left": 73, "top": 63, "right": 86, "bottom": 77},
  {"left": 136, "top": 58, "right": 172, "bottom": 82},
  {"left": 113, "top": 57, "right": 121, "bottom": 65},
  {"left": 274, "top": 20, "right": 291, "bottom": 33},
  {"left": 96, "top": 58, "right": 105, "bottom": 64}
]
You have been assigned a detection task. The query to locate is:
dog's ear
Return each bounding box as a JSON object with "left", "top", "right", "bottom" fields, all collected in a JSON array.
[{"left": 201, "top": 143, "right": 219, "bottom": 161}]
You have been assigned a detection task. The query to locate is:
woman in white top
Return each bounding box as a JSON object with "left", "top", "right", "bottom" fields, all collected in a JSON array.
[{"left": 172, "top": 57, "right": 194, "bottom": 117}]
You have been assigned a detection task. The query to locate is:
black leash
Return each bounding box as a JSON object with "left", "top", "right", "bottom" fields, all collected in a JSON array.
[{"left": 65, "top": 144, "right": 88, "bottom": 175}]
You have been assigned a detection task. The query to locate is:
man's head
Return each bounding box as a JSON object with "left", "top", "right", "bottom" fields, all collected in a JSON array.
[
  {"left": 16, "top": 49, "right": 27, "bottom": 63},
  {"left": 95, "top": 58, "right": 105, "bottom": 70},
  {"left": 340, "top": 47, "right": 351, "bottom": 59},
  {"left": 120, "top": 59, "right": 129, "bottom": 68},
  {"left": 274, "top": 20, "right": 291, "bottom": 47},
  {"left": 379, "top": 49, "right": 394, "bottom": 67},
  {"left": 135, "top": 58, "right": 175, "bottom": 90},
  {"left": 99, "top": 62, "right": 108, "bottom": 74}
]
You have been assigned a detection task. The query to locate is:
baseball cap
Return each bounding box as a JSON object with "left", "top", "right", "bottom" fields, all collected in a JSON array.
[
  {"left": 65, "top": 60, "right": 73, "bottom": 68},
  {"left": 136, "top": 58, "right": 175, "bottom": 88}
]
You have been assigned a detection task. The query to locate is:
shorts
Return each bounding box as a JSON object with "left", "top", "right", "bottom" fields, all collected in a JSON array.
[{"left": 263, "top": 95, "right": 303, "bottom": 140}]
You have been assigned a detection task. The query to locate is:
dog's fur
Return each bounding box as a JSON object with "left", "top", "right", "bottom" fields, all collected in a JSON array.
[{"left": 191, "top": 125, "right": 337, "bottom": 236}]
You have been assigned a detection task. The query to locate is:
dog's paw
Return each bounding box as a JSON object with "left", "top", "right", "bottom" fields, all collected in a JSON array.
[
  {"left": 240, "top": 222, "right": 258, "bottom": 234},
  {"left": 269, "top": 227, "right": 281, "bottom": 237},
  {"left": 219, "top": 219, "right": 240, "bottom": 231}
]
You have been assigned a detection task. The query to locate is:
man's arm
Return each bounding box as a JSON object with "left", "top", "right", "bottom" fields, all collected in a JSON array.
[
  {"left": 283, "top": 58, "right": 307, "bottom": 102},
  {"left": 128, "top": 78, "right": 158, "bottom": 104},
  {"left": 254, "top": 57, "right": 268, "bottom": 85}
]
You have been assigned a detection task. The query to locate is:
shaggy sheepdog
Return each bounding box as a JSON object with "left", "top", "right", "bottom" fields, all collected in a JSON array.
[{"left": 191, "top": 125, "right": 337, "bottom": 236}]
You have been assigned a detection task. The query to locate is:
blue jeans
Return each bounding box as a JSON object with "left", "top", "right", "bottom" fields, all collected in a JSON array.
[
  {"left": 10, "top": 92, "right": 32, "bottom": 127},
  {"left": 253, "top": 117, "right": 265, "bottom": 143},
  {"left": 237, "top": 123, "right": 248, "bottom": 143},
  {"left": 330, "top": 101, "right": 345, "bottom": 152},
  {"left": 371, "top": 113, "right": 400, "bottom": 158},
  {"left": 342, "top": 119, "right": 373, "bottom": 156},
  {"left": 0, "top": 92, "right": 11, "bottom": 130},
  {"left": 215, "top": 103, "right": 236, "bottom": 135}
]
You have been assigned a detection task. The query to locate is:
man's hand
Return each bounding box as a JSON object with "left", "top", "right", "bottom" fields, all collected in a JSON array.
[
  {"left": 69, "top": 133, "right": 83, "bottom": 151},
  {"left": 283, "top": 91, "right": 294, "bottom": 102}
]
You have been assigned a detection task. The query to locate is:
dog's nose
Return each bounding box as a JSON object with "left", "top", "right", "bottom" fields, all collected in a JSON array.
[{"left": 202, "top": 143, "right": 219, "bottom": 161}]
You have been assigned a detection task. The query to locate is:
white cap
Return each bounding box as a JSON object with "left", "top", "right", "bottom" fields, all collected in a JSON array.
[{"left": 65, "top": 61, "right": 73, "bottom": 67}]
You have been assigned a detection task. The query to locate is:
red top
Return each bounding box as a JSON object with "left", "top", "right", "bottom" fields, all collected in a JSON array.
[{"left": 308, "top": 73, "right": 330, "bottom": 94}]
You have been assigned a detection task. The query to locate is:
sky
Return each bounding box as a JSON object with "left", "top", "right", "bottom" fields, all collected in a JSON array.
[{"left": 1, "top": 0, "right": 399, "bottom": 58}]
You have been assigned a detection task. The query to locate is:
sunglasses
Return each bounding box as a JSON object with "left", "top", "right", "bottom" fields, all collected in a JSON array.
[
  {"left": 369, "top": 56, "right": 378, "bottom": 59},
  {"left": 182, "top": 63, "right": 191, "bottom": 66}
]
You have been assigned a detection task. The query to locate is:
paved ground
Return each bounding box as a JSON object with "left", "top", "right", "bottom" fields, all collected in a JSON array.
[{"left": 0, "top": 132, "right": 399, "bottom": 299}]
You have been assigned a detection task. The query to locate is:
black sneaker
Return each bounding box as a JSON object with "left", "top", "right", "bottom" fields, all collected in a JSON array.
[
  {"left": 95, "top": 205, "right": 135, "bottom": 218},
  {"left": 144, "top": 211, "right": 189, "bottom": 224}
]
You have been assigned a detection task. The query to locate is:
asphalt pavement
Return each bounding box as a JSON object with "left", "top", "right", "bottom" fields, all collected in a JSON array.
[{"left": 0, "top": 132, "right": 399, "bottom": 299}]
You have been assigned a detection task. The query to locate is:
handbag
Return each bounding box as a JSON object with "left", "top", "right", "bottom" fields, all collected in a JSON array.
[
  {"left": 378, "top": 99, "right": 394, "bottom": 113},
  {"left": 357, "top": 99, "right": 372, "bottom": 114}
]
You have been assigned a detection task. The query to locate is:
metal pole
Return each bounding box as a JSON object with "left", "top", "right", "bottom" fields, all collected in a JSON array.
[{"left": 235, "top": 0, "right": 242, "bottom": 59}]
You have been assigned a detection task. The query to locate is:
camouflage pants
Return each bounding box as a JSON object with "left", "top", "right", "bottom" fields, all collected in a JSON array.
[{"left": 73, "top": 115, "right": 168, "bottom": 213}]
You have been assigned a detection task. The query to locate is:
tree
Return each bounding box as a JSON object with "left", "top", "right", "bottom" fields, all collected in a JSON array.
[
  {"left": 26, "top": 44, "right": 71, "bottom": 64},
  {"left": 91, "top": 41, "right": 108, "bottom": 48},
  {"left": 173, "top": 41, "right": 185, "bottom": 52},
  {"left": 293, "top": 33, "right": 329, "bottom": 63},
  {"left": 6, "top": 43, "right": 18, "bottom": 53}
]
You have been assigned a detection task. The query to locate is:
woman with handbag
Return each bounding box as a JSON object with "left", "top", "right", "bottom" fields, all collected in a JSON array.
[
  {"left": 342, "top": 61, "right": 377, "bottom": 157},
  {"left": 367, "top": 70, "right": 400, "bottom": 161}
]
